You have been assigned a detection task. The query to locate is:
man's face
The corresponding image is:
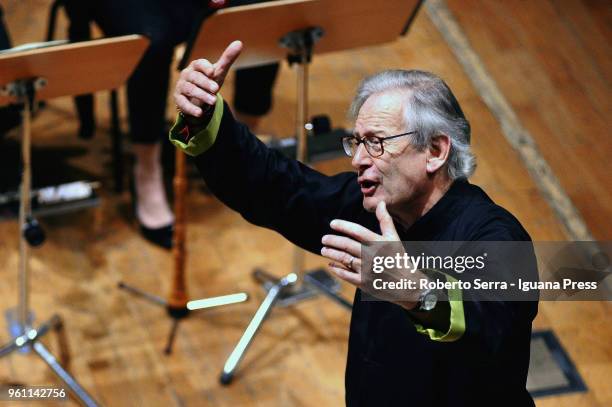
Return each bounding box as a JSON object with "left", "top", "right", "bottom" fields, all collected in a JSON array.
[{"left": 352, "top": 91, "right": 430, "bottom": 215}]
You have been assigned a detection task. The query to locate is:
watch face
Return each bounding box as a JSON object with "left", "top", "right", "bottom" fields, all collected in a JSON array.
[{"left": 422, "top": 293, "right": 438, "bottom": 311}]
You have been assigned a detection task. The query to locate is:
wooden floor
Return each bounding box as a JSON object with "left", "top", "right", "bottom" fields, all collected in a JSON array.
[{"left": 0, "top": 0, "right": 610, "bottom": 406}]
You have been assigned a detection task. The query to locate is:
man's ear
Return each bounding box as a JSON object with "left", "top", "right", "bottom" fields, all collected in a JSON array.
[{"left": 426, "top": 134, "right": 451, "bottom": 174}]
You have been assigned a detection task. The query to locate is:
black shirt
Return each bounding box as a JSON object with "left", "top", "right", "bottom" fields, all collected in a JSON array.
[{"left": 193, "top": 104, "right": 538, "bottom": 407}]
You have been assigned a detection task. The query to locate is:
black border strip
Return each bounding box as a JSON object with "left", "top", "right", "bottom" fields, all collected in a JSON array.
[{"left": 530, "top": 330, "right": 587, "bottom": 398}]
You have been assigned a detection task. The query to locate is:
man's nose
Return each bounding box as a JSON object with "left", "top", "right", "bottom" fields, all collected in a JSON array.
[{"left": 351, "top": 143, "right": 371, "bottom": 170}]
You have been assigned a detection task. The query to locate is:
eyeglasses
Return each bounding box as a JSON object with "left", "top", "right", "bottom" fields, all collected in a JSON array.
[{"left": 341, "top": 131, "right": 417, "bottom": 158}]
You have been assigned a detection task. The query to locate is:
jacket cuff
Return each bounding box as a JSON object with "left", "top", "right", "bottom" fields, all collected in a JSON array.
[
  {"left": 413, "top": 272, "right": 466, "bottom": 342},
  {"left": 169, "top": 95, "right": 224, "bottom": 156}
]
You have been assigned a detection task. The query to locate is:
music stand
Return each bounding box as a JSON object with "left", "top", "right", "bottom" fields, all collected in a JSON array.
[
  {"left": 183, "top": 0, "right": 423, "bottom": 384},
  {"left": 0, "top": 35, "right": 148, "bottom": 407}
]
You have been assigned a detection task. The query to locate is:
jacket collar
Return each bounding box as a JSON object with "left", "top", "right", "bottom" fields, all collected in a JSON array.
[{"left": 397, "top": 179, "right": 475, "bottom": 240}]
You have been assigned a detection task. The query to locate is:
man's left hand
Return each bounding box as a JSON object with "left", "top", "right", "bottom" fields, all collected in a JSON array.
[
  {"left": 321, "top": 201, "right": 398, "bottom": 286},
  {"left": 321, "top": 201, "right": 423, "bottom": 309}
]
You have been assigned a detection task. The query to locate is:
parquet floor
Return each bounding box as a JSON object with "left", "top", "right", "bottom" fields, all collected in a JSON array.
[{"left": 0, "top": 0, "right": 610, "bottom": 406}]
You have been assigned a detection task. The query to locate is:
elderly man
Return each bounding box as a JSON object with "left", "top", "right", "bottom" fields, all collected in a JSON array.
[{"left": 171, "top": 41, "right": 537, "bottom": 406}]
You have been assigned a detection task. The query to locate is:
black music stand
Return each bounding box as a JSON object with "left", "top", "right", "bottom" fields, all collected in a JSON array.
[
  {"left": 181, "top": 0, "right": 423, "bottom": 384},
  {"left": 0, "top": 35, "right": 148, "bottom": 407}
]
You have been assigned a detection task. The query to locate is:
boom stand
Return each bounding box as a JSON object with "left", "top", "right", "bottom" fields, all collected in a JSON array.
[
  {"left": 219, "top": 27, "right": 352, "bottom": 386},
  {"left": 0, "top": 78, "right": 99, "bottom": 407}
]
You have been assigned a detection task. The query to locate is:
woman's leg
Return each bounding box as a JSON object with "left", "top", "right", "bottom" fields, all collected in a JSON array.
[
  {"left": 91, "top": 0, "right": 200, "bottom": 235},
  {"left": 132, "top": 143, "right": 173, "bottom": 228}
]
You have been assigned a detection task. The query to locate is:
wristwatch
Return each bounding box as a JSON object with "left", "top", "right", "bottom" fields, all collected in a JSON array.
[{"left": 415, "top": 286, "right": 440, "bottom": 312}]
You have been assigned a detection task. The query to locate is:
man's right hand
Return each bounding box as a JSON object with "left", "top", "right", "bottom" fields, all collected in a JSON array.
[{"left": 174, "top": 40, "right": 243, "bottom": 121}]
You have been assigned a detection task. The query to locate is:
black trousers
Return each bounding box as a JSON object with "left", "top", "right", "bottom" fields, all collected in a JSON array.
[
  {"left": 64, "top": 0, "right": 279, "bottom": 144},
  {"left": 0, "top": 6, "right": 9, "bottom": 48}
]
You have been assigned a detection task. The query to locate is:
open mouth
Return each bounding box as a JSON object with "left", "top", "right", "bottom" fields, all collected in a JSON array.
[{"left": 359, "top": 180, "right": 378, "bottom": 196}]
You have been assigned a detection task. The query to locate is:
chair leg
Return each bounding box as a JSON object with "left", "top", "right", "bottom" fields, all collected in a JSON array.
[
  {"left": 74, "top": 94, "right": 95, "bottom": 139},
  {"left": 110, "top": 90, "right": 124, "bottom": 193}
]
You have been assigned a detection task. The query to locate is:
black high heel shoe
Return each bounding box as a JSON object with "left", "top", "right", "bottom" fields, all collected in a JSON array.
[
  {"left": 139, "top": 222, "right": 173, "bottom": 250},
  {"left": 129, "top": 176, "right": 174, "bottom": 250}
]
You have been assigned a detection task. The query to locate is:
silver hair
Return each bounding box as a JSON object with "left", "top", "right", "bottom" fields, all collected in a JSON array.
[{"left": 348, "top": 70, "right": 476, "bottom": 180}]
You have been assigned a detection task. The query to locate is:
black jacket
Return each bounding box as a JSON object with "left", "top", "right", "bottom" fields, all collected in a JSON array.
[{"left": 194, "top": 104, "right": 538, "bottom": 406}]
